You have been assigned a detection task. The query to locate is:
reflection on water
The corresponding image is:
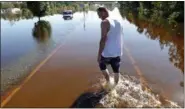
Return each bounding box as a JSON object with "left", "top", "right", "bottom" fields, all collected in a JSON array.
[
  {"left": 1, "top": 9, "right": 33, "bottom": 26},
  {"left": 119, "top": 10, "right": 184, "bottom": 73},
  {"left": 32, "top": 20, "right": 52, "bottom": 43},
  {"left": 63, "top": 16, "right": 73, "bottom": 20},
  {"left": 83, "top": 11, "right": 86, "bottom": 31},
  {"left": 1, "top": 12, "right": 21, "bottom": 26},
  {"left": 1, "top": 11, "right": 86, "bottom": 95},
  {"left": 1, "top": 6, "right": 184, "bottom": 107}
]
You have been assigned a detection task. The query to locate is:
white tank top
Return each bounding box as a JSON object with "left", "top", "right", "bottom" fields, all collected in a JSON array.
[{"left": 102, "top": 17, "right": 123, "bottom": 57}]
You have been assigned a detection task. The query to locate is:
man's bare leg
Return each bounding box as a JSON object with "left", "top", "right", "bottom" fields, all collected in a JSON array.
[
  {"left": 114, "top": 73, "right": 120, "bottom": 84},
  {"left": 101, "top": 69, "right": 110, "bottom": 83}
]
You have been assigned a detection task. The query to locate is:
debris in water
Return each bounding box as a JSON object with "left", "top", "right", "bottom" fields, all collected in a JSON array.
[
  {"left": 72, "top": 74, "right": 180, "bottom": 108},
  {"left": 97, "top": 74, "right": 180, "bottom": 108}
]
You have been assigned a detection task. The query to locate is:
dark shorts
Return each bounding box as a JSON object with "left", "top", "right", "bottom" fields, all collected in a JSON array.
[{"left": 99, "top": 55, "right": 121, "bottom": 73}]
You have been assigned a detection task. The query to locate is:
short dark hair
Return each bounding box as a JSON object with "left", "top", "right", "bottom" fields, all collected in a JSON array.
[{"left": 96, "top": 7, "right": 108, "bottom": 13}]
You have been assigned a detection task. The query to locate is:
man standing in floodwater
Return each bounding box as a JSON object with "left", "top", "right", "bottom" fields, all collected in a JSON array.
[{"left": 97, "top": 7, "right": 123, "bottom": 87}]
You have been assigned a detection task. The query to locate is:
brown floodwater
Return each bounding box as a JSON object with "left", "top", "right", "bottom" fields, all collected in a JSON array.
[{"left": 1, "top": 8, "right": 184, "bottom": 107}]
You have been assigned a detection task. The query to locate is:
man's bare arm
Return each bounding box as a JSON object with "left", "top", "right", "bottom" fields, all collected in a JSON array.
[{"left": 97, "top": 20, "right": 109, "bottom": 62}]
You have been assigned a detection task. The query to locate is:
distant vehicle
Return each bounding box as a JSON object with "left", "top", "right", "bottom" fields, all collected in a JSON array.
[{"left": 62, "top": 10, "right": 73, "bottom": 20}]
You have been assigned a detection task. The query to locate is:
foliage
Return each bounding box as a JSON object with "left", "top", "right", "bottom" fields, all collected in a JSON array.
[
  {"left": 118, "top": 1, "right": 184, "bottom": 25},
  {"left": 1, "top": 8, "right": 33, "bottom": 22},
  {"left": 21, "top": 8, "right": 33, "bottom": 19},
  {"left": 1, "top": 2, "right": 14, "bottom": 9},
  {"left": 1, "top": 1, "right": 90, "bottom": 19},
  {"left": 26, "top": 2, "right": 49, "bottom": 19},
  {"left": 119, "top": 1, "right": 184, "bottom": 73},
  {"left": 32, "top": 20, "right": 52, "bottom": 43},
  {"left": 26, "top": 1, "right": 90, "bottom": 16}
]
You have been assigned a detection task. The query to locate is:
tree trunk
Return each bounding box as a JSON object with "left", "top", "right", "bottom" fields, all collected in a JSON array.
[{"left": 38, "top": 16, "right": 40, "bottom": 21}]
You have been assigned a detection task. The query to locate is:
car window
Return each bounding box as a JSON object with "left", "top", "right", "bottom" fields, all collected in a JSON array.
[{"left": 63, "top": 11, "right": 72, "bottom": 14}]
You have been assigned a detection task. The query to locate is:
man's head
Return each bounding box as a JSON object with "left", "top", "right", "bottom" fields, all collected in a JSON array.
[{"left": 97, "top": 7, "right": 109, "bottom": 20}]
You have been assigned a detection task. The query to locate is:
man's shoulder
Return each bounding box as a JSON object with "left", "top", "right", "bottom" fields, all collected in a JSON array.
[{"left": 101, "top": 19, "right": 109, "bottom": 26}]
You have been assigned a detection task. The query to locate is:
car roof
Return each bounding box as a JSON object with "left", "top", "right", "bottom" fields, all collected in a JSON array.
[{"left": 63, "top": 10, "right": 73, "bottom": 12}]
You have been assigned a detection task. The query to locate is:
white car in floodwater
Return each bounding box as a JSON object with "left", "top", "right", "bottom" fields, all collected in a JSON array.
[{"left": 62, "top": 10, "right": 73, "bottom": 20}]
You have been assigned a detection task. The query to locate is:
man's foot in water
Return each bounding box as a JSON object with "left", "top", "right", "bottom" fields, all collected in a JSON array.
[{"left": 101, "top": 80, "right": 115, "bottom": 92}]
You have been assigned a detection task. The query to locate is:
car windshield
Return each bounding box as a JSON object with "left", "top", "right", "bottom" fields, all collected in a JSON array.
[{"left": 63, "top": 11, "right": 72, "bottom": 14}]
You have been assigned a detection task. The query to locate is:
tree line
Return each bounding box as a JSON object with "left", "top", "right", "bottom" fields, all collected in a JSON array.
[
  {"left": 119, "top": 1, "right": 184, "bottom": 25},
  {"left": 1, "top": 1, "right": 90, "bottom": 20},
  {"left": 118, "top": 1, "right": 184, "bottom": 73}
]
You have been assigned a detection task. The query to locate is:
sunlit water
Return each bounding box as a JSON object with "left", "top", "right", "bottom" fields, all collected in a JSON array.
[
  {"left": 1, "top": 12, "right": 85, "bottom": 93},
  {"left": 1, "top": 8, "right": 184, "bottom": 107}
]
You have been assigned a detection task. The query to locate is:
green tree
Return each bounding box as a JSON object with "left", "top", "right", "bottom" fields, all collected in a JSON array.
[
  {"left": 20, "top": 2, "right": 27, "bottom": 9},
  {"left": 118, "top": 1, "right": 184, "bottom": 25},
  {"left": 22, "top": 8, "right": 33, "bottom": 19},
  {"left": 118, "top": 1, "right": 184, "bottom": 73},
  {"left": 1, "top": 2, "right": 14, "bottom": 9},
  {"left": 26, "top": 1, "right": 49, "bottom": 21},
  {"left": 32, "top": 20, "right": 52, "bottom": 43},
  {"left": 13, "top": 2, "right": 21, "bottom": 8}
]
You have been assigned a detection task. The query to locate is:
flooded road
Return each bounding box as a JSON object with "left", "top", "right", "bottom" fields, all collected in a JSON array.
[
  {"left": 1, "top": 12, "right": 85, "bottom": 93},
  {"left": 1, "top": 8, "right": 184, "bottom": 107}
]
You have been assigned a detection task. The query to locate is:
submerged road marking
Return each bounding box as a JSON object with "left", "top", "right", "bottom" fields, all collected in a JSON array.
[
  {"left": 1, "top": 40, "right": 68, "bottom": 107},
  {"left": 1, "top": 20, "right": 86, "bottom": 107},
  {"left": 123, "top": 42, "right": 149, "bottom": 89},
  {"left": 1, "top": 36, "right": 149, "bottom": 107},
  {"left": 123, "top": 41, "right": 171, "bottom": 104}
]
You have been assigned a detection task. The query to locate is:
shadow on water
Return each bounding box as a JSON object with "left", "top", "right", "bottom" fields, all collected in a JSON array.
[
  {"left": 63, "top": 16, "right": 73, "bottom": 20},
  {"left": 71, "top": 89, "right": 108, "bottom": 108},
  {"left": 32, "top": 20, "right": 52, "bottom": 43}
]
